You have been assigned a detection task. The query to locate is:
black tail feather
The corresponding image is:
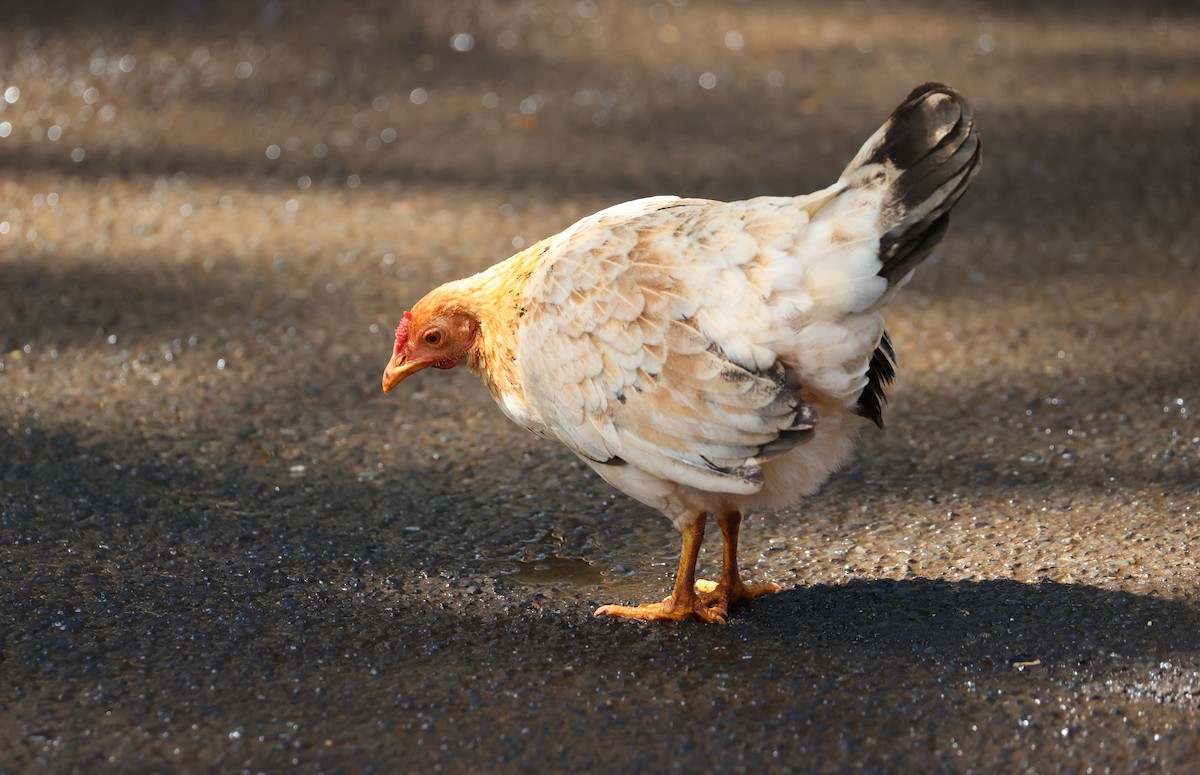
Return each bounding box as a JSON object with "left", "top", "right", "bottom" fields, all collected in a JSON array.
[
  {"left": 839, "top": 85, "right": 979, "bottom": 427},
  {"left": 843, "top": 82, "right": 982, "bottom": 284},
  {"left": 879, "top": 211, "right": 950, "bottom": 289},
  {"left": 855, "top": 332, "right": 896, "bottom": 429}
]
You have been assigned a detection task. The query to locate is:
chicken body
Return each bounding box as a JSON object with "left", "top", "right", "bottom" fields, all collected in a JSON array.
[{"left": 383, "top": 84, "right": 981, "bottom": 623}]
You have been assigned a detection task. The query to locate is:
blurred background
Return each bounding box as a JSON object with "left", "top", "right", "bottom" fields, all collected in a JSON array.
[{"left": 1, "top": 1, "right": 1198, "bottom": 771}]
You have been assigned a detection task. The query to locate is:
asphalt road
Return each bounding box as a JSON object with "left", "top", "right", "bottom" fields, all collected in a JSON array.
[{"left": 2, "top": 1, "right": 1198, "bottom": 772}]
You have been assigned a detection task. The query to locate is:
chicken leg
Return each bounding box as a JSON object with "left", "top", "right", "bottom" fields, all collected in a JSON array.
[
  {"left": 594, "top": 513, "right": 726, "bottom": 623},
  {"left": 695, "top": 510, "right": 782, "bottom": 617}
]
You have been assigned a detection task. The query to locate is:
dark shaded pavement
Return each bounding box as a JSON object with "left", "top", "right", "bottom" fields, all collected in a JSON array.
[{"left": 2, "top": 1, "right": 1198, "bottom": 771}]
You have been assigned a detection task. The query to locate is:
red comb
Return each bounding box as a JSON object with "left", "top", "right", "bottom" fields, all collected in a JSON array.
[{"left": 393, "top": 310, "right": 413, "bottom": 356}]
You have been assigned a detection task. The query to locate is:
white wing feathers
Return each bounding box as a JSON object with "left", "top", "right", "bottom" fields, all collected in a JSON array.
[{"left": 515, "top": 191, "right": 889, "bottom": 495}]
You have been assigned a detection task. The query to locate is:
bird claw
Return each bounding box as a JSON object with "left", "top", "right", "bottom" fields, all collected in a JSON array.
[
  {"left": 594, "top": 595, "right": 727, "bottom": 624},
  {"left": 694, "top": 577, "right": 782, "bottom": 617},
  {"left": 593, "top": 577, "right": 783, "bottom": 624}
]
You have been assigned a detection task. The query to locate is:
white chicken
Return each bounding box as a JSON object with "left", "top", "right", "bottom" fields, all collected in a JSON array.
[{"left": 383, "top": 83, "right": 981, "bottom": 622}]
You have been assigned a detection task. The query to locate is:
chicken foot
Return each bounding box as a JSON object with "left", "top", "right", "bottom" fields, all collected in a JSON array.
[
  {"left": 694, "top": 510, "right": 782, "bottom": 617},
  {"left": 594, "top": 513, "right": 727, "bottom": 623},
  {"left": 594, "top": 510, "right": 780, "bottom": 623}
]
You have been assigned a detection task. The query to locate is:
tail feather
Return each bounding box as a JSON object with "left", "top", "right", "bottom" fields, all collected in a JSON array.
[
  {"left": 844, "top": 84, "right": 980, "bottom": 429},
  {"left": 856, "top": 331, "right": 896, "bottom": 429},
  {"left": 840, "top": 82, "right": 981, "bottom": 284}
]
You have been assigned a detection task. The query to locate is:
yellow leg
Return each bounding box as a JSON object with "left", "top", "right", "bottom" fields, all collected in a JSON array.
[
  {"left": 595, "top": 513, "right": 726, "bottom": 624},
  {"left": 695, "top": 510, "right": 782, "bottom": 617}
]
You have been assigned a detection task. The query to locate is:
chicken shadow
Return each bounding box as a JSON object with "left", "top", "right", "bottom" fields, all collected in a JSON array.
[{"left": 735, "top": 576, "right": 1200, "bottom": 670}]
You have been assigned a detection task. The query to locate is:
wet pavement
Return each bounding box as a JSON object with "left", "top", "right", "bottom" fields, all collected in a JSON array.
[{"left": 2, "top": 1, "right": 1199, "bottom": 771}]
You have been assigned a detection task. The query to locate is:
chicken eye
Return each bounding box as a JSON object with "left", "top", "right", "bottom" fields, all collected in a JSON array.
[{"left": 424, "top": 330, "right": 443, "bottom": 346}]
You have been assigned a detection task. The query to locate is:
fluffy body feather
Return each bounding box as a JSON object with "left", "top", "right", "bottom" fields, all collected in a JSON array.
[{"left": 384, "top": 83, "right": 981, "bottom": 622}]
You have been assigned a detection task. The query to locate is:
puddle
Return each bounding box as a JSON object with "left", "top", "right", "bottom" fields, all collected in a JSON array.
[
  {"left": 497, "top": 555, "right": 611, "bottom": 587},
  {"left": 492, "top": 527, "right": 640, "bottom": 588}
]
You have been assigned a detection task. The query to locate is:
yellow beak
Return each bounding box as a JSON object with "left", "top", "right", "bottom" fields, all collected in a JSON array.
[{"left": 381, "top": 353, "right": 428, "bottom": 394}]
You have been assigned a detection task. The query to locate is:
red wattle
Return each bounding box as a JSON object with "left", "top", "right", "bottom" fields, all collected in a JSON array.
[{"left": 393, "top": 310, "right": 413, "bottom": 356}]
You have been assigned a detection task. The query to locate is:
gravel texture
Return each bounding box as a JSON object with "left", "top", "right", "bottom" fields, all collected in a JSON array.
[{"left": 2, "top": 1, "right": 1198, "bottom": 772}]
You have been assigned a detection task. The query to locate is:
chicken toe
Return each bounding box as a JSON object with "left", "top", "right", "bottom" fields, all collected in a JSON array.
[
  {"left": 694, "top": 577, "right": 782, "bottom": 617},
  {"left": 594, "top": 594, "right": 726, "bottom": 624}
]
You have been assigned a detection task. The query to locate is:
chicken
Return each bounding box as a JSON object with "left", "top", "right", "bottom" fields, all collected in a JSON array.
[{"left": 382, "top": 83, "right": 981, "bottom": 623}]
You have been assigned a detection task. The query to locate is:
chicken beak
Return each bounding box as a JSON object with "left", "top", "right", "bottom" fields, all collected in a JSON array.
[{"left": 381, "top": 353, "right": 428, "bottom": 394}]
